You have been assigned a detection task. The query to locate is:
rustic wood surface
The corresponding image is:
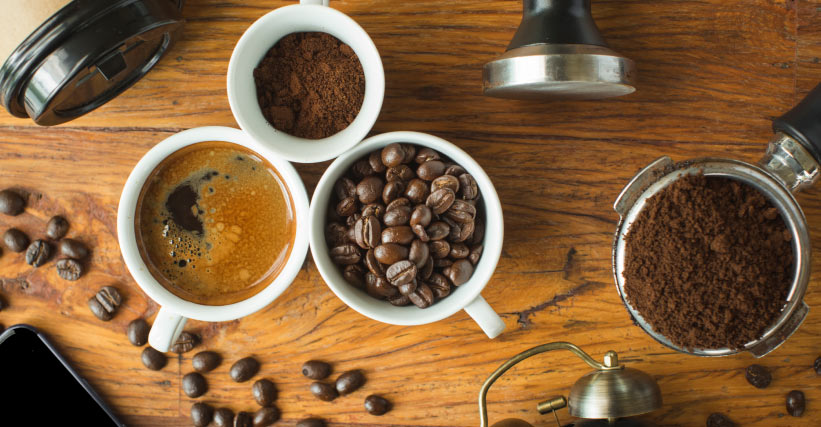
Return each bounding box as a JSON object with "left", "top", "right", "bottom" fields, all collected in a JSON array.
[{"left": 1, "top": 0, "right": 820, "bottom": 425}]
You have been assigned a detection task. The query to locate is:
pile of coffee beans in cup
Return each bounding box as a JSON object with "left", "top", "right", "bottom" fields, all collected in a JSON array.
[{"left": 325, "top": 143, "right": 485, "bottom": 308}]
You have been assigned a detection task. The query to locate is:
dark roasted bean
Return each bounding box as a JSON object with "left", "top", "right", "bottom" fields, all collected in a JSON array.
[
  {"left": 59, "top": 238, "right": 89, "bottom": 259},
  {"left": 235, "top": 411, "right": 253, "bottom": 427},
  {"left": 445, "top": 164, "right": 466, "bottom": 176},
  {"left": 374, "top": 243, "right": 408, "bottom": 265},
  {"left": 336, "top": 196, "right": 358, "bottom": 217},
  {"left": 388, "top": 294, "right": 411, "bottom": 306},
  {"left": 447, "top": 259, "right": 474, "bottom": 286},
  {"left": 325, "top": 222, "right": 348, "bottom": 247},
  {"left": 382, "top": 181, "right": 405, "bottom": 204},
  {"left": 401, "top": 144, "right": 417, "bottom": 163},
  {"left": 369, "top": 151, "right": 386, "bottom": 173},
  {"left": 409, "top": 282, "right": 434, "bottom": 308},
  {"left": 330, "top": 244, "right": 361, "bottom": 265},
  {"left": 346, "top": 212, "right": 361, "bottom": 228},
  {"left": 429, "top": 273, "right": 451, "bottom": 299},
  {"left": 426, "top": 221, "right": 451, "bottom": 241},
  {"left": 386, "top": 260, "right": 417, "bottom": 286},
  {"left": 357, "top": 176, "right": 384, "bottom": 204},
  {"left": 253, "top": 406, "right": 280, "bottom": 426},
  {"left": 141, "top": 347, "right": 167, "bottom": 370},
  {"left": 426, "top": 188, "right": 455, "bottom": 214},
  {"left": 412, "top": 224, "right": 429, "bottom": 242},
  {"left": 432, "top": 175, "right": 459, "bottom": 193},
  {"left": 450, "top": 242, "right": 469, "bottom": 259},
  {"left": 364, "top": 395, "right": 391, "bottom": 415},
  {"left": 89, "top": 286, "right": 121, "bottom": 321},
  {"left": 410, "top": 204, "right": 433, "bottom": 227},
  {"left": 0, "top": 189, "right": 24, "bottom": 215},
  {"left": 706, "top": 413, "right": 734, "bottom": 427},
  {"left": 386, "top": 165, "right": 414, "bottom": 182},
  {"left": 191, "top": 402, "right": 214, "bottom": 427},
  {"left": 253, "top": 379, "right": 278, "bottom": 407},
  {"left": 383, "top": 205, "right": 411, "bottom": 227},
  {"left": 334, "top": 177, "right": 357, "bottom": 200},
  {"left": 355, "top": 216, "right": 381, "bottom": 249},
  {"left": 230, "top": 357, "right": 260, "bottom": 382},
  {"left": 469, "top": 244, "right": 483, "bottom": 265},
  {"left": 459, "top": 173, "right": 479, "bottom": 200},
  {"left": 420, "top": 255, "right": 434, "bottom": 279},
  {"left": 192, "top": 351, "right": 221, "bottom": 373},
  {"left": 445, "top": 200, "right": 476, "bottom": 224},
  {"left": 448, "top": 219, "right": 474, "bottom": 243},
  {"left": 364, "top": 249, "right": 385, "bottom": 276},
  {"left": 310, "top": 382, "right": 338, "bottom": 401},
  {"left": 336, "top": 370, "right": 365, "bottom": 395},
  {"left": 786, "top": 390, "right": 805, "bottom": 417},
  {"left": 417, "top": 160, "right": 446, "bottom": 181},
  {"left": 471, "top": 217, "right": 485, "bottom": 245},
  {"left": 46, "top": 216, "right": 69, "bottom": 240},
  {"left": 25, "top": 239, "right": 52, "bottom": 267},
  {"left": 302, "top": 360, "right": 332, "bottom": 380},
  {"left": 381, "top": 226, "right": 414, "bottom": 245},
  {"left": 344, "top": 264, "right": 366, "bottom": 288},
  {"left": 404, "top": 178, "right": 430, "bottom": 204},
  {"left": 745, "top": 364, "right": 771, "bottom": 389},
  {"left": 398, "top": 279, "right": 417, "bottom": 296},
  {"left": 435, "top": 258, "right": 453, "bottom": 268},
  {"left": 3, "top": 228, "right": 28, "bottom": 252},
  {"left": 127, "top": 318, "right": 150, "bottom": 346},
  {"left": 183, "top": 372, "right": 208, "bottom": 398},
  {"left": 57, "top": 258, "right": 83, "bottom": 281},
  {"left": 352, "top": 159, "right": 374, "bottom": 177},
  {"left": 381, "top": 143, "right": 404, "bottom": 168},
  {"left": 366, "top": 273, "right": 399, "bottom": 299},
  {"left": 297, "top": 418, "right": 326, "bottom": 427},
  {"left": 415, "top": 147, "right": 440, "bottom": 164},
  {"left": 172, "top": 331, "right": 199, "bottom": 354},
  {"left": 214, "top": 408, "right": 234, "bottom": 427},
  {"left": 409, "top": 240, "right": 429, "bottom": 267},
  {"left": 361, "top": 203, "right": 386, "bottom": 221},
  {"left": 386, "top": 197, "right": 411, "bottom": 212},
  {"left": 815, "top": 356, "right": 821, "bottom": 375}
]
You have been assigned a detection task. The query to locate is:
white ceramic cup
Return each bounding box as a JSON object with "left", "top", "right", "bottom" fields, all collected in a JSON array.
[
  {"left": 309, "top": 131, "right": 507, "bottom": 338},
  {"left": 227, "top": 0, "right": 385, "bottom": 164},
  {"left": 117, "top": 126, "right": 310, "bottom": 352}
]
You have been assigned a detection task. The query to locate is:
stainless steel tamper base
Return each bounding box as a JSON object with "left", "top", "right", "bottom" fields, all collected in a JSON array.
[{"left": 483, "top": 44, "right": 636, "bottom": 100}]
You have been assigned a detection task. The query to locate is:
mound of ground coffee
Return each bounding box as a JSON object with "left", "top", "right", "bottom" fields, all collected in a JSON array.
[
  {"left": 253, "top": 32, "right": 365, "bottom": 139},
  {"left": 624, "top": 174, "right": 793, "bottom": 350}
]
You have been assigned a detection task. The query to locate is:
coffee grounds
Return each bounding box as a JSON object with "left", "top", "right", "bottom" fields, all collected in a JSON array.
[
  {"left": 624, "top": 174, "right": 793, "bottom": 350},
  {"left": 253, "top": 32, "right": 365, "bottom": 139}
]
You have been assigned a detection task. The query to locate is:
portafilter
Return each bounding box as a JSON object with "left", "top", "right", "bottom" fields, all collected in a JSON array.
[{"left": 612, "top": 84, "right": 821, "bottom": 357}]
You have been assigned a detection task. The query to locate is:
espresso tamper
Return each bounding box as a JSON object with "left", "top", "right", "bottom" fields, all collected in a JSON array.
[{"left": 483, "top": 0, "right": 636, "bottom": 100}]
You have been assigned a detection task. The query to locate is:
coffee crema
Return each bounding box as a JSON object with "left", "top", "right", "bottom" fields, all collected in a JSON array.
[{"left": 135, "top": 141, "right": 295, "bottom": 305}]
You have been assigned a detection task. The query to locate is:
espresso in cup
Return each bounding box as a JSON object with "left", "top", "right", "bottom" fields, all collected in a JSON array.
[{"left": 135, "top": 141, "right": 295, "bottom": 305}]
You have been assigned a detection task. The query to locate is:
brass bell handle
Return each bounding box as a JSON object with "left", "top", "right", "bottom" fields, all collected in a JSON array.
[{"left": 479, "top": 342, "right": 621, "bottom": 427}]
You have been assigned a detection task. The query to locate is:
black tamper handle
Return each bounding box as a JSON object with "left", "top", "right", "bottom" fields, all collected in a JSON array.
[
  {"left": 774, "top": 83, "right": 821, "bottom": 162},
  {"left": 507, "top": 0, "right": 607, "bottom": 51}
]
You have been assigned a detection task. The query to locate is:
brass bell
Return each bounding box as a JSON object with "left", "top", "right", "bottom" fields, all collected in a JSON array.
[{"left": 479, "top": 342, "right": 662, "bottom": 427}]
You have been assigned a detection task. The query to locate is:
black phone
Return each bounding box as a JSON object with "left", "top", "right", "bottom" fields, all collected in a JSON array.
[{"left": 0, "top": 324, "right": 124, "bottom": 426}]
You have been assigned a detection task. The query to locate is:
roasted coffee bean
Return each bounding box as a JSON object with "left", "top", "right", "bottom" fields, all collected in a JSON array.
[
  {"left": 426, "top": 221, "right": 451, "bottom": 241},
  {"left": 381, "top": 143, "right": 405, "bottom": 168},
  {"left": 469, "top": 244, "right": 483, "bottom": 265},
  {"left": 388, "top": 294, "right": 411, "bottom": 306},
  {"left": 336, "top": 370, "right": 365, "bottom": 395},
  {"left": 364, "top": 394, "right": 391, "bottom": 415},
  {"left": 127, "top": 318, "right": 150, "bottom": 346},
  {"left": 404, "top": 179, "right": 430, "bottom": 204},
  {"left": 471, "top": 217, "right": 485, "bottom": 245},
  {"left": 706, "top": 413, "right": 734, "bottom": 427},
  {"left": 369, "top": 151, "right": 387, "bottom": 173},
  {"left": 25, "top": 239, "right": 52, "bottom": 267},
  {"left": 310, "top": 381, "right": 338, "bottom": 401},
  {"left": 325, "top": 222, "right": 348, "bottom": 247},
  {"left": 344, "top": 264, "right": 366, "bottom": 288},
  {"left": 386, "top": 197, "right": 411, "bottom": 212},
  {"left": 0, "top": 190, "right": 24, "bottom": 215},
  {"left": 56, "top": 258, "right": 83, "bottom": 281},
  {"left": 346, "top": 212, "right": 361, "bottom": 228},
  {"left": 214, "top": 408, "right": 235, "bottom": 427},
  {"left": 302, "top": 360, "right": 332, "bottom": 380},
  {"left": 253, "top": 407, "right": 280, "bottom": 426},
  {"left": 417, "top": 160, "right": 445, "bottom": 181},
  {"left": 173, "top": 331, "right": 199, "bottom": 354},
  {"left": 3, "top": 228, "right": 28, "bottom": 252},
  {"left": 356, "top": 176, "right": 384, "bottom": 204},
  {"left": 458, "top": 174, "right": 478, "bottom": 200},
  {"left": 432, "top": 175, "right": 459, "bottom": 193},
  {"left": 382, "top": 225, "right": 414, "bottom": 245},
  {"left": 382, "top": 181, "right": 405, "bottom": 204},
  {"left": 59, "top": 238, "right": 88, "bottom": 259},
  {"left": 336, "top": 196, "right": 358, "bottom": 217},
  {"left": 429, "top": 274, "right": 451, "bottom": 299},
  {"left": 419, "top": 255, "right": 434, "bottom": 279},
  {"left": 430, "top": 240, "right": 450, "bottom": 258},
  {"left": 446, "top": 200, "right": 476, "bottom": 223},
  {"left": 230, "top": 357, "right": 260, "bottom": 382},
  {"left": 330, "top": 244, "right": 361, "bottom": 265},
  {"left": 435, "top": 258, "right": 453, "bottom": 268},
  {"left": 46, "top": 216, "right": 69, "bottom": 240},
  {"left": 192, "top": 351, "right": 221, "bottom": 373},
  {"left": 383, "top": 205, "right": 411, "bottom": 226},
  {"left": 745, "top": 364, "right": 771, "bottom": 389},
  {"left": 448, "top": 219, "right": 474, "bottom": 243},
  {"left": 89, "top": 286, "right": 121, "bottom": 321},
  {"left": 409, "top": 240, "right": 429, "bottom": 267},
  {"left": 386, "top": 164, "right": 414, "bottom": 182},
  {"left": 352, "top": 159, "right": 375, "bottom": 177},
  {"left": 415, "top": 147, "right": 440, "bottom": 164},
  {"left": 235, "top": 411, "right": 253, "bottom": 427},
  {"left": 412, "top": 224, "right": 429, "bottom": 242},
  {"left": 410, "top": 204, "right": 433, "bottom": 227},
  {"left": 364, "top": 250, "right": 385, "bottom": 276},
  {"left": 398, "top": 279, "right": 417, "bottom": 296},
  {"left": 386, "top": 260, "right": 417, "bottom": 286},
  {"left": 786, "top": 390, "right": 805, "bottom": 417},
  {"left": 450, "top": 242, "right": 469, "bottom": 259},
  {"left": 447, "top": 259, "right": 474, "bottom": 286},
  {"left": 183, "top": 372, "right": 208, "bottom": 398},
  {"left": 374, "top": 243, "right": 408, "bottom": 265},
  {"left": 297, "top": 418, "right": 326, "bottom": 427},
  {"left": 141, "top": 347, "right": 167, "bottom": 370},
  {"left": 409, "top": 282, "right": 435, "bottom": 308},
  {"left": 814, "top": 356, "right": 821, "bottom": 375},
  {"left": 362, "top": 203, "right": 386, "bottom": 221},
  {"left": 355, "top": 216, "right": 381, "bottom": 249},
  {"left": 191, "top": 402, "right": 214, "bottom": 427},
  {"left": 366, "top": 273, "right": 399, "bottom": 298},
  {"left": 426, "top": 188, "right": 455, "bottom": 214},
  {"left": 445, "top": 164, "right": 466, "bottom": 176},
  {"left": 401, "top": 144, "right": 417, "bottom": 163},
  {"left": 253, "top": 379, "right": 278, "bottom": 407},
  {"left": 334, "top": 177, "right": 357, "bottom": 200}
]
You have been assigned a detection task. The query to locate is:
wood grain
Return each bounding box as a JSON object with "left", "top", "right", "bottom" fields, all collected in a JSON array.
[{"left": 1, "top": 0, "right": 820, "bottom": 426}]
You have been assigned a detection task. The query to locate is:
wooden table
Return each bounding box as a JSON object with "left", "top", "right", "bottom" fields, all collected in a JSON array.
[{"left": 1, "top": 0, "right": 820, "bottom": 425}]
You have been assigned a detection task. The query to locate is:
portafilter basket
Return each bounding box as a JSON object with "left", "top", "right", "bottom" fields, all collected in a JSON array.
[{"left": 612, "top": 84, "right": 821, "bottom": 357}]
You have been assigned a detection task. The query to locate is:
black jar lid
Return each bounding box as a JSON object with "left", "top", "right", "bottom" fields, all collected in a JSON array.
[{"left": 0, "top": 0, "right": 184, "bottom": 126}]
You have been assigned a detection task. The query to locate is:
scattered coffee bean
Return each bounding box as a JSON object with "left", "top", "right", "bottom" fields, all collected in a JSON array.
[
  {"left": 814, "top": 356, "right": 821, "bottom": 375},
  {"left": 214, "top": 408, "right": 235, "bottom": 427},
  {"left": 88, "top": 286, "right": 121, "bottom": 321},
  {"left": 141, "top": 347, "right": 167, "bottom": 370},
  {"left": 183, "top": 372, "right": 208, "bottom": 398},
  {"left": 192, "top": 351, "right": 221, "bottom": 373},
  {"left": 235, "top": 411, "right": 253, "bottom": 427},
  {"left": 706, "top": 412, "right": 734, "bottom": 427},
  {"left": 46, "top": 216, "right": 69, "bottom": 240},
  {"left": 230, "top": 357, "right": 260, "bottom": 382},
  {"left": 253, "top": 379, "right": 278, "bottom": 407},
  {"left": 297, "top": 418, "right": 326, "bottom": 427},
  {"left": 3, "top": 228, "right": 28, "bottom": 252},
  {"left": 364, "top": 394, "right": 391, "bottom": 415},
  {"left": 59, "top": 238, "right": 88, "bottom": 259},
  {"left": 253, "top": 406, "right": 280, "bottom": 427},
  {"left": 786, "top": 390, "right": 805, "bottom": 417},
  {"left": 56, "top": 258, "right": 83, "bottom": 281},
  {"left": 25, "top": 239, "right": 52, "bottom": 267},
  {"left": 336, "top": 369, "right": 365, "bottom": 395},
  {"left": 191, "top": 402, "right": 214, "bottom": 427},
  {"left": 302, "top": 360, "right": 332, "bottom": 380},
  {"left": 745, "top": 364, "right": 771, "bottom": 389},
  {"left": 310, "top": 381, "right": 338, "bottom": 401},
  {"left": 0, "top": 189, "right": 24, "bottom": 216},
  {"left": 172, "top": 331, "right": 199, "bottom": 354},
  {"left": 126, "top": 318, "right": 150, "bottom": 346}
]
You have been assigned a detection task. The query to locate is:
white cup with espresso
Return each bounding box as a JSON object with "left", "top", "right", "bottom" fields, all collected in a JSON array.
[{"left": 117, "top": 126, "right": 310, "bottom": 352}]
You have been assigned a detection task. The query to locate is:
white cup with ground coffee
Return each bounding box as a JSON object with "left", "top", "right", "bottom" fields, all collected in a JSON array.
[
  {"left": 227, "top": 0, "right": 385, "bottom": 163},
  {"left": 117, "top": 126, "right": 310, "bottom": 352}
]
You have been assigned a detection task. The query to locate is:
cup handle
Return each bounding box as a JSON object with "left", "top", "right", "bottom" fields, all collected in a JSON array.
[
  {"left": 464, "top": 295, "right": 506, "bottom": 339},
  {"left": 300, "top": 0, "right": 329, "bottom": 5},
  {"left": 148, "top": 306, "right": 188, "bottom": 352}
]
